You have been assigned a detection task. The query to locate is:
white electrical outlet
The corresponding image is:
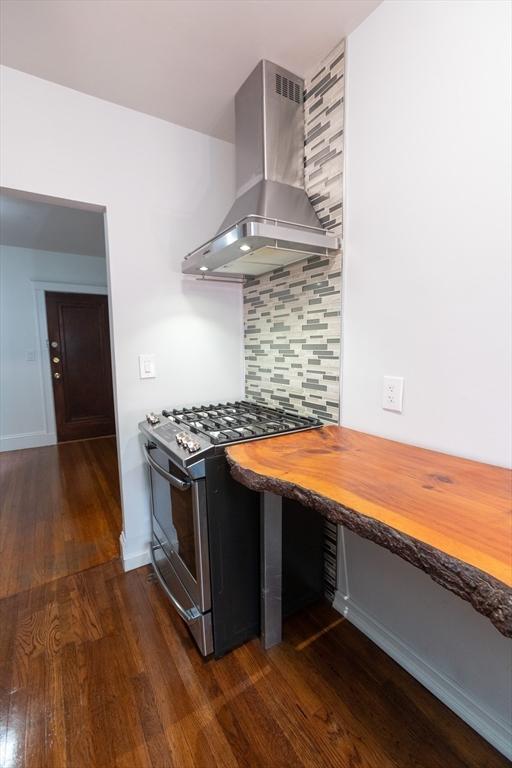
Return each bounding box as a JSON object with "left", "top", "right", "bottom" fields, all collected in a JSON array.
[
  {"left": 139, "top": 354, "right": 156, "bottom": 379},
  {"left": 382, "top": 376, "right": 404, "bottom": 412}
]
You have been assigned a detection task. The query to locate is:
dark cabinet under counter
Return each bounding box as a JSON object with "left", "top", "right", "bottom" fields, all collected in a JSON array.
[{"left": 206, "top": 456, "right": 325, "bottom": 658}]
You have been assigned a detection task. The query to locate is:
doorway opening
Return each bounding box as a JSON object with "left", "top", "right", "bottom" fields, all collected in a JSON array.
[{"left": 0, "top": 187, "right": 122, "bottom": 599}]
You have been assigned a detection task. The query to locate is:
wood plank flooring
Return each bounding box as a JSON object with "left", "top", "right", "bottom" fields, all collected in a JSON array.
[
  {"left": 0, "top": 438, "right": 121, "bottom": 599},
  {"left": 0, "top": 440, "right": 508, "bottom": 767},
  {"left": 0, "top": 560, "right": 508, "bottom": 768}
]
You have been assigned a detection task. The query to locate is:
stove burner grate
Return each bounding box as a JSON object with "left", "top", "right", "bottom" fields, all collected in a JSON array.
[{"left": 162, "top": 400, "right": 322, "bottom": 446}]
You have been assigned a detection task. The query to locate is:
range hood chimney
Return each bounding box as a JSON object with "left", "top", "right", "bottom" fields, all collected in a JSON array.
[{"left": 182, "top": 60, "right": 340, "bottom": 279}]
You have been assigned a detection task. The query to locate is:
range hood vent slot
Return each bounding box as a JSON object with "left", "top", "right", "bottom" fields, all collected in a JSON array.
[
  {"left": 182, "top": 59, "right": 340, "bottom": 279},
  {"left": 275, "top": 73, "right": 302, "bottom": 104}
]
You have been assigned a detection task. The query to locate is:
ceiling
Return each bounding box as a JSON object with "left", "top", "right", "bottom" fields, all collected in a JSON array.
[
  {"left": 0, "top": 0, "right": 380, "bottom": 142},
  {"left": 0, "top": 191, "right": 106, "bottom": 257}
]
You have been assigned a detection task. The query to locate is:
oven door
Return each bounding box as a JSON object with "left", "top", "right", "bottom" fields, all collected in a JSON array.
[{"left": 144, "top": 442, "right": 210, "bottom": 613}]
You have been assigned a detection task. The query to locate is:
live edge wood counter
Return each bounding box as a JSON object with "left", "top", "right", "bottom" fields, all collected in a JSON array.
[{"left": 226, "top": 426, "right": 512, "bottom": 638}]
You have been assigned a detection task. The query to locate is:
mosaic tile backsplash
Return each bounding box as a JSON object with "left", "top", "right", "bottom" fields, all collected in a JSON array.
[
  {"left": 244, "top": 255, "right": 341, "bottom": 422},
  {"left": 244, "top": 41, "right": 345, "bottom": 601},
  {"left": 304, "top": 40, "right": 344, "bottom": 237}
]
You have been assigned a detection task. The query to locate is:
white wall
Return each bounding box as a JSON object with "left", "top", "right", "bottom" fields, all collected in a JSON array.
[
  {"left": 0, "top": 245, "right": 107, "bottom": 450},
  {"left": 343, "top": 0, "right": 511, "bottom": 468},
  {"left": 339, "top": 0, "right": 512, "bottom": 757},
  {"left": 0, "top": 67, "right": 244, "bottom": 568}
]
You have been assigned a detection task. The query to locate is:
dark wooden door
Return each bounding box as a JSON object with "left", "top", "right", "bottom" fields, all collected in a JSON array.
[{"left": 45, "top": 291, "right": 115, "bottom": 442}]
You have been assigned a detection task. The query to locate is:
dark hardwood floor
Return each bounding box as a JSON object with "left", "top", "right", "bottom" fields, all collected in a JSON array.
[
  {"left": 0, "top": 437, "right": 121, "bottom": 599},
  {"left": 0, "top": 440, "right": 508, "bottom": 767},
  {"left": 0, "top": 560, "right": 507, "bottom": 768}
]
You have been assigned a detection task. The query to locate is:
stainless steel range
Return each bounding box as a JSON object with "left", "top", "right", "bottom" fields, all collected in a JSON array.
[{"left": 139, "top": 401, "right": 323, "bottom": 657}]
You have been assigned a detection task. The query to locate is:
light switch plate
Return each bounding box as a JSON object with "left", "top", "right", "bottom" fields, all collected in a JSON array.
[
  {"left": 382, "top": 376, "right": 404, "bottom": 412},
  {"left": 139, "top": 354, "right": 156, "bottom": 379}
]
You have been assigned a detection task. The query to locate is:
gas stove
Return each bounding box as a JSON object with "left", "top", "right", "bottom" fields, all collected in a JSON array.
[
  {"left": 140, "top": 399, "right": 325, "bottom": 657},
  {"left": 139, "top": 400, "right": 322, "bottom": 473}
]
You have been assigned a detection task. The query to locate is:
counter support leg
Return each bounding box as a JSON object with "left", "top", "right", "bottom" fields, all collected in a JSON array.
[{"left": 260, "top": 491, "right": 282, "bottom": 649}]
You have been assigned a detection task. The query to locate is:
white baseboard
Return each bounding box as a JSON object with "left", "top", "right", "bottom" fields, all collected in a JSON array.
[
  {"left": 0, "top": 431, "right": 56, "bottom": 452},
  {"left": 333, "top": 592, "right": 512, "bottom": 761},
  {"left": 120, "top": 532, "right": 151, "bottom": 572}
]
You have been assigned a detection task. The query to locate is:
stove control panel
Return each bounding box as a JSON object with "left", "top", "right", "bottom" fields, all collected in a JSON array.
[{"left": 175, "top": 431, "right": 201, "bottom": 453}]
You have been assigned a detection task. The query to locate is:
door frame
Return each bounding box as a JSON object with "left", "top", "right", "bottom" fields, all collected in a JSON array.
[{"left": 33, "top": 280, "right": 108, "bottom": 446}]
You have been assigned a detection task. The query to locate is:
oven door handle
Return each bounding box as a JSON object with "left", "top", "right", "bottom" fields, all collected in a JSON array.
[
  {"left": 143, "top": 443, "right": 191, "bottom": 490},
  {"left": 150, "top": 545, "right": 201, "bottom": 622}
]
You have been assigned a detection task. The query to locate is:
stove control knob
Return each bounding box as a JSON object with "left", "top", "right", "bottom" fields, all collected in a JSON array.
[{"left": 146, "top": 412, "right": 160, "bottom": 426}]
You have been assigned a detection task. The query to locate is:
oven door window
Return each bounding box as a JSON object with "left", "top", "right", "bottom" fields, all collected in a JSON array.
[
  {"left": 169, "top": 481, "right": 196, "bottom": 578},
  {"left": 146, "top": 444, "right": 210, "bottom": 612}
]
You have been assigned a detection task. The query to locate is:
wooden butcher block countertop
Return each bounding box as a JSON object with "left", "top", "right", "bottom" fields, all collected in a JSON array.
[{"left": 226, "top": 426, "right": 512, "bottom": 637}]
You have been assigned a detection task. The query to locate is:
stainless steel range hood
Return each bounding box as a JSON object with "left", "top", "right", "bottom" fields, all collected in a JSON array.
[{"left": 182, "top": 60, "right": 340, "bottom": 279}]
